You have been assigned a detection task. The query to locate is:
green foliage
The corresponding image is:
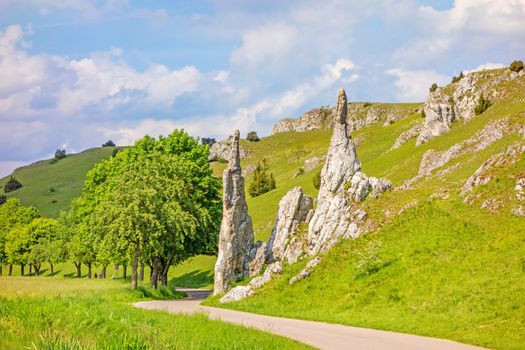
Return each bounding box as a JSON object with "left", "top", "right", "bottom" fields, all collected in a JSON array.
[
  {"left": 4, "top": 176, "right": 22, "bottom": 193},
  {"left": 0, "top": 194, "right": 6, "bottom": 205},
  {"left": 363, "top": 102, "right": 372, "bottom": 108},
  {"left": 474, "top": 94, "right": 492, "bottom": 115},
  {"left": 429, "top": 83, "right": 438, "bottom": 92},
  {"left": 312, "top": 169, "right": 321, "bottom": 190},
  {"left": 102, "top": 140, "right": 116, "bottom": 147},
  {"left": 249, "top": 159, "right": 276, "bottom": 197},
  {"left": 509, "top": 60, "right": 524, "bottom": 73},
  {"left": 48, "top": 158, "right": 58, "bottom": 165},
  {"left": 246, "top": 131, "right": 260, "bottom": 142},
  {"left": 354, "top": 239, "right": 382, "bottom": 277},
  {"left": 54, "top": 149, "right": 67, "bottom": 160},
  {"left": 69, "top": 129, "right": 221, "bottom": 288},
  {"left": 451, "top": 71, "right": 464, "bottom": 83}
]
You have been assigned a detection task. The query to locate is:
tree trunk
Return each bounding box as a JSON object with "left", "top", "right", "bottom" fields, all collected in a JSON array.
[
  {"left": 86, "top": 263, "right": 92, "bottom": 279},
  {"left": 131, "top": 245, "right": 140, "bottom": 289},
  {"left": 159, "top": 257, "right": 171, "bottom": 287},
  {"left": 50, "top": 263, "right": 54, "bottom": 275},
  {"left": 34, "top": 264, "right": 41, "bottom": 276},
  {"left": 9, "top": 264, "right": 12, "bottom": 276},
  {"left": 21, "top": 264, "right": 25, "bottom": 276},
  {"left": 74, "top": 262, "right": 81, "bottom": 278},
  {"left": 139, "top": 264, "right": 144, "bottom": 282},
  {"left": 0, "top": 265, "right": 2, "bottom": 276},
  {"left": 123, "top": 265, "right": 127, "bottom": 279},
  {"left": 101, "top": 266, "right": 107, "bottom": 279},
  {"left": 150, "top": 258, "right": 159, "bottom": 289},
  {"left": 29, "top": 264, "right": 32, "bottom": 276}
]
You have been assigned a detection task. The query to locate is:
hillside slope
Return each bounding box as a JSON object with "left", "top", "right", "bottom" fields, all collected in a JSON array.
[
  {"left": 206, "top": 67, "right": 525, "bottom": 350},
  {"left": 0, "top": 147, "right": 116, "bottom": 217}
]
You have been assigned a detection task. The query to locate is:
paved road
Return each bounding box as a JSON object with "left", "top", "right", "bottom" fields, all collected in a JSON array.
[{"left": 134, "top": 288, "right": 486, "bottom": 350}]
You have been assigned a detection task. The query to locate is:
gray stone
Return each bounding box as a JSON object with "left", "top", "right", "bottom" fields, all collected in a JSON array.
[
  {"left": 213, "top": 130, "right": 255, "bottom": 295},
  {"left": 246, "top": 241, "right": 267, "bottom": 277},
  {"left": 266, "top": 187, "right": 313, "bottom": 263},
  {"left": 248, "top": 262, "right": 283, "bottom": 289},
  {"left": 219, "top": 286, "right": 253, "bottom": 303},
  {"left": 390, "top": 122, "right": 423, "bottom": 151},
  {"left": 289, "top": 268, "right": 313, "bottom": 285},
  {"left": 209, "top": 136, "right": 246, "bottom": 162},
  {"left": 417, "top": 88, "right": 455, "bottom": 146}
]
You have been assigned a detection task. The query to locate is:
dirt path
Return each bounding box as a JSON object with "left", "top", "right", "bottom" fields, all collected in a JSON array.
[{"left": 134, "top": 288, "right": 485, "bottom": 350}]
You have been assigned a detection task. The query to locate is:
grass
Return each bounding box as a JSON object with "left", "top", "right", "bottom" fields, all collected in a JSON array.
[
  {"left": 0, "top": 147, "right": 116, "bottom": 217},
  {"left": 0, "top": 277, "right": 312, "bottom": 350}
]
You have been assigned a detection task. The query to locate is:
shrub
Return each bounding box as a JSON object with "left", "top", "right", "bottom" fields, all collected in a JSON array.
[
  {"left": 48, "top": 158, "right": 58, "bottom": 165},
  {"left": 102, "top": 140, "right": 116, "bottom": 147},
  {"left": 249, "top": 159, "right": 276, "bottom": 197},
  {"left": 4, "top": 176, "right": 22, "bottom": 193},
  {"left": 111, "top": 148, "right": 120, "bottom": 158},
  {"left": 0, "top": 194, "right": 6, "bottom": 205},
  {"left": 49, "top": 187, "right": 55, "bottom": 193},
  {"left": 429, "top": 83, "right": 438, "bottom": 92},
  {"left": 354, "top": 239, "right": 383, "bottom": 278},
  {"left": 54, "top": 149, "right": 67, "bottom": 160},
  {"left": 363, "top": 102, "right": 372, "bottom": 108},
  {"left": 509, "top": 60, "right": 524, "bottom": 73},
  {"left": 474, "top": 94, "right": 492, "bottom": 115},
  {"left": 451, "top": 72, "right": 464, "bottom": 83},
  {"left": 246, "top": 131, "right": 260, "bottom": 142},
  {"left": 201, "top": 137, "right": 216, "bottom": 147},
  {"left": 313, "top": 169, "right": 322, "bottom": 190}
]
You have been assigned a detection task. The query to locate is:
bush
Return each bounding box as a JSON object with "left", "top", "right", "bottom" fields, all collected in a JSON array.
[
  {"left": 451, "top": 72, "right": 464, "bottom": 83},
  {"left": 0, "top": 194, "right": 6, "bottom": 205},
  {"left": 54, "top": 149, "right": 67, "bottom": 160},
  {"left": 249, "top": 159, "right": 276, "bottom": 197},
  {"left": 49, "top": 187, "right": 55, "bottom": 193},
  {"left": 363, "top": 102, "right": 372, "bottom": 108},
  {"left": 474, "top": 94, "right": 492, "bottom": 115},
  {"left": 102, "top": 140, "right": 116, "bottom": 147},
  {"left": 111, "top": 148, "right": 120, "bottom": 158},
  {"left": 4, "top": 176, "right": 22, "bottom": 193},
  {"left": 201, "top": 137, "right": 216, "bottom": 147},
  {"left": 313, "top": 169, "right": 322, "bottom": 190},
  {"left": 509, "top": 60, "right": 524, "bottom": 73},
  {"left": 48, "top": 158, "right": 58, "bottom": 165},
  {"left": 246, "top": 131, "right": 260, "bottom": 142},
  {"left": 429, "top": 83, "right": 438, "bottom": 92}
]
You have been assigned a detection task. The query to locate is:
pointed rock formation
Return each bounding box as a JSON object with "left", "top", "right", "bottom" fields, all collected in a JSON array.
[
  {"left": 213, "top": 130, "right": 254, "bottom": 295},
  {"left": 266, "top": 187, "right": 313, "bottom": 264},
  {"left": 307, "top": 89, "right": 362, "bottom": 255}
]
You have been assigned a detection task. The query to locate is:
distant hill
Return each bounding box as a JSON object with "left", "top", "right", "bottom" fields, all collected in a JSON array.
[{"left": 0, "top": 147, "right": 116, "bottom": 217}]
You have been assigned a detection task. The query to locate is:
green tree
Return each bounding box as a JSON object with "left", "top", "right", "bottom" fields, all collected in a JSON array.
[
  {"left": 312, "top": 169, "right": 322, "bottom": 190},
  {"left": 4, "top": 176, "right": 22, "bottom": 193},
  {"left": 0, "top": 198, "right": 39, "bottom": 276},
  {"left": 75, "top": 130, "right": 221, "bottom": 289},
  {"left": 429, "top": 83, "right": 438, "bottom": 93},
  {"left": 249, "top": 159, "right": 276, "bottom": 197},
  {"left": 474, "top": 94, "right": 492, "bottom": 115}
]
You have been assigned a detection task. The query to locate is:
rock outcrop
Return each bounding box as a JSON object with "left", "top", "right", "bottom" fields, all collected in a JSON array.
[
  {"left": 213, "top": 130, "right": 254, "bottom": 295},
  {"left": 461, "top": 142, "right": 525, "bottom": 196},
  {"left": 417, "top": 68, "right": 524, "bottom": 145},
  {"left": 307, "top": 89, "right": 362, "bottom": 255},
  {"left": 209, "top": 136, "right": 247, "bottom": 162},
  {"left": 272, "top": 103, "right": 420, "bottom": 135},
  {"left": 266, "top": 187, "right": 313, "bottom": 264},
  {"left": 390, "top": 122, "right": 423, "bottom": 151}
]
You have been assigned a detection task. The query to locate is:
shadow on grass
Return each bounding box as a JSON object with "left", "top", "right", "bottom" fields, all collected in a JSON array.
[
  {"left": 168, "top": 270, "right": 213, "bottom": 289},
  {"left": 48, "top": 270, "right": 62, "bottom": 277}
]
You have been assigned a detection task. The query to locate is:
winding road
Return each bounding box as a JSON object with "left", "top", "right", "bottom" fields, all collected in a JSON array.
[{"left": 134, "top": 288, "right": 486, "bottom": 350}]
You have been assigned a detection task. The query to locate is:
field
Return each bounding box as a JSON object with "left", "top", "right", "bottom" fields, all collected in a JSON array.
[{"left": 0, "top": 277, "right": 311, "bottom": 349}]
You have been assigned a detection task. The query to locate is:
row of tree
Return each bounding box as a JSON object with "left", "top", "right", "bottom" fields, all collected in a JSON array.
[{"left": 0, "top": 130, "right": 222, "bottom": 289}]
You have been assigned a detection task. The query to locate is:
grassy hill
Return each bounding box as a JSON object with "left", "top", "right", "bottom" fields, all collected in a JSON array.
[
  {"left": 204, "top": 68, "right": 525, "bottom": 350},
  {"left": 0, "top": 147, "right": 117, "bottom": 217},
  {"left": 2, "top": 67, "right": 524, "bottom": 349}
]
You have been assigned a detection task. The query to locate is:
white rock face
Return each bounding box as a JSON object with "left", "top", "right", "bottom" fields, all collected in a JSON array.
[
  {"left": 209, "top": 137, "right": 247, "bottom": 162},
  {"left": 417, "top": 89, "right": 455, "bottom": 145},
  {"left": 266, "top": 187, "right": 313, "bottom": 264},
  {"left": 307, "top": 89, "right": 363, "bottom": 255},
  {"left": 219, "top": 286, "right": 253, "bottom": 303},
  {"left": 213, "top": 130, "right": 255, "bottom": 295},
  {"left": 390, "top": 122, "right": 423, "bottom": 151},
  {"left": 246, "top": 241, "right": 267, "bottom": 277},
  {"left": 461, "top": 142, "right": 525, "bottom": 196}
]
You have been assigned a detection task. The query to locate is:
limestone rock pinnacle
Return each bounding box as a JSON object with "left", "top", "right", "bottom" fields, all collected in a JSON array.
[{"left": 213, "top": 130, "right": 254, "bottom": 295}]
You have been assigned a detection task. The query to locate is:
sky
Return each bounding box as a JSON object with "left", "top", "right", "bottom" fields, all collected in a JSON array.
[{"left": 0, "top": 0, "right": 524, "bottom": 177}]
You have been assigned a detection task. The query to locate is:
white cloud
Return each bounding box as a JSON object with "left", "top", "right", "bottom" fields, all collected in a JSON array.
[
  {"left": 230, "top": 23, "right": 299, "bottom": 68},
  {"left": 387, "top": 68, "right": 450, "bottom": 101}
]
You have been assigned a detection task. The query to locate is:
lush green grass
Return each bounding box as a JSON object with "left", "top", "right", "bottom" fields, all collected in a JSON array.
[
  {"left": 0, "top": 147, "right": 116, "bottom": 217},
  {"left": 0, "top": 277, "right": 311, "bottom": 350},
  {"left": 204, "top": 70, "right": 525, "bottom": 350}
]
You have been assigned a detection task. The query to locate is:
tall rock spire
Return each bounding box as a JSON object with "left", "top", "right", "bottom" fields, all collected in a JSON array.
[
  {"left": 213, "top": 130, "right": 254, "bottom": 295},
  {"left": 307, "top": 88, "right": 362, "bottom": 255}
]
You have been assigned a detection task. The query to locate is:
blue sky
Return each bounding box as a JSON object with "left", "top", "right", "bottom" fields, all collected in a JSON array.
[{"left": 0, "top": 0, "right": 524, "bottom": 176}]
